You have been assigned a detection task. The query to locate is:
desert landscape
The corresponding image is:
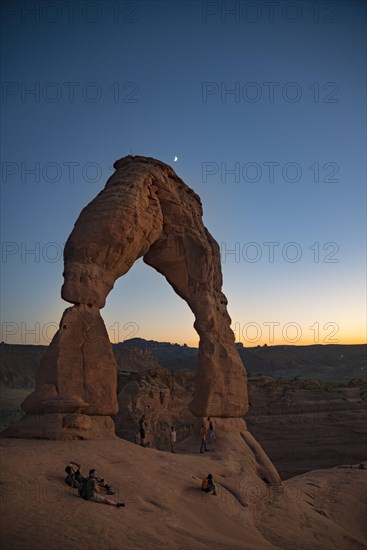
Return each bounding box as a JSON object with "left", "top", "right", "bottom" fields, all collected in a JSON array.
[
  {"left": 0, "top": 339, "right": 367, "bottom": 479},
  {"left": 1, "top": 341, "right": 366, "bottom": 480},
  {"left": 1, "top": 156, "right": 366, "bottom": 550},
  {"left": 2, "top": 0, "right": 366, "bottom": 546},
  {"left": 1, "top": 374, "right": 367, "bottom": 550},
  {"left": 1, "top": 432, "right": 366, "bottom": 550}
]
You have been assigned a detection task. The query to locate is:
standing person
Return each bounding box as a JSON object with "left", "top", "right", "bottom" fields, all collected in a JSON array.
[
  {"left": 170, "top": 426, "right": 177, "bottom": 453},
  {"left": 207, "top": 417, "right": 216, "bottom": 442},
  {"left": 200, "top": 423, "right": 207, "bottom": 453},
  {"left": 139, "top": 414, "right": 146, "bottom": 447},
  {"left": 79, "top": 469, "right": 125, "bottom": 508}
]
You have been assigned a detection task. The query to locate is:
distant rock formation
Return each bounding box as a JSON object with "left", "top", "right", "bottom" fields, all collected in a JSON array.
[
  {"left": 1, "top": 341, "right": 366, "bottom": 390},
  {"left": 5, "top": 156, "right": 248, "bottom": 439},
  {"left": 114, "top": 346, "right": 161, "bottom": 373}
]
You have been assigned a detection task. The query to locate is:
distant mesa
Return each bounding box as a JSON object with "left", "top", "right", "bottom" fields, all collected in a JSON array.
[{"left": 1, "top": 340, "right": 365, "bottom": 389}]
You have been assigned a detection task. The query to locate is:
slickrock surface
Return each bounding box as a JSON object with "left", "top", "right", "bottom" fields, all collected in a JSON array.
[{"left": 1, "top": 436, "right": 366, "bottom": 550}]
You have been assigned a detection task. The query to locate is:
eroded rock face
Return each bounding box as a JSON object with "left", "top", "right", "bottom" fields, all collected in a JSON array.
[
  {"left": 115, "top": 369, "right": 196, "bottom": 449},
  {"left": 22, "top": 305, "right": 118, "bottom": 416},
  {"left": 5, "top": 305, "right": 118, "bottom": 439},
  {"left": 7, "top": 155, "right": 248, "bottom": 439},
  {"left": 63, "top": 156, "right": 248, "bottom": 418}
]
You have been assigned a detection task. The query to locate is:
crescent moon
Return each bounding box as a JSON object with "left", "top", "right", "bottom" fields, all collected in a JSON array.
[{"left": 174, "top": 156, "right": 178, "bottom": 162}]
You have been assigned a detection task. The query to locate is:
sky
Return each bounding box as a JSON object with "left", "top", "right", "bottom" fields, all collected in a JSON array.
[{"left": 1, "top": 0, "right": 366, "bottom": 347}]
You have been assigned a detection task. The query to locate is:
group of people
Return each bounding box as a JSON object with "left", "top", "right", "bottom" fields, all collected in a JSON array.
[
  {"left": 200, "top": 417, "right": 216, "bottom": 453},
  {"left": 65, "top": 461, "right": 125, "bottom": 508},
  {"left": 66, "top": 459, "right": 217, "bottom": 505},
  {"left": 65, "top": 415, "right": 218, "bottom": 507},
  {"left": 137, "top": 414, "right": 217, "bottom": 455}
]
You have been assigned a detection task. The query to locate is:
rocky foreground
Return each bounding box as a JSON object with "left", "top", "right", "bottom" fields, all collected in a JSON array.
[
  {"left": 1, "top": 430, "right": 366, "bottom": 550},
  {"left": 1, "top": 342, "right": 366, "bottom": 548}
]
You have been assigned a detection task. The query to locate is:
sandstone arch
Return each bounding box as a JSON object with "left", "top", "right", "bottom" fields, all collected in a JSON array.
[{"left": 8, "top": 156, "right": 248, "bottom": 439}]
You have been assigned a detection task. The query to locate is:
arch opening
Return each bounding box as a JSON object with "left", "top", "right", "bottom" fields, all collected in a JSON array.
[{"left": 102, "top": 259, "right": 197, "bottom": 346}]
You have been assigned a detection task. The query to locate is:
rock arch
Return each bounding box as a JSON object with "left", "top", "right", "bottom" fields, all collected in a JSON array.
[{"left": 8, "top": 156, "right": 248, "bottom": 439}]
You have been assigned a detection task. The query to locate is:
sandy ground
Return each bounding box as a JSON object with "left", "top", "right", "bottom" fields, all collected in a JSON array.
[{"left": 1, "top": 428, "right": 366, "bottom": 550}]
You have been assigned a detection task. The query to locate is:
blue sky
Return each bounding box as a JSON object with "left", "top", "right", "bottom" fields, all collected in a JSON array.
[{"left": 1, "top": 0, "right": 366, "bottom": 346}]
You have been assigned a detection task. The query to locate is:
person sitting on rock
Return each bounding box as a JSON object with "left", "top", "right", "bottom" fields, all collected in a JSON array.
[
  {"left": 65, "top": 461, "right": 115, "bottom": 494},
  {"left": 201, "top": 473, "right": 217, "bottom": 495},
  {"left": 80, "top": 469, "right": 125, "bottom": 508},
  {"left": 65, "top": 460, "right": 83, "bottom": 488}
]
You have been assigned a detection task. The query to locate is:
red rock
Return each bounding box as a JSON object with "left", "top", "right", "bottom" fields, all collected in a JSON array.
[
  {"left": 8, "top": 156, "right": 248, "bottom": 439},
  {"left": 63, "top": 156, "right": 248, "bottom": 418}
]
